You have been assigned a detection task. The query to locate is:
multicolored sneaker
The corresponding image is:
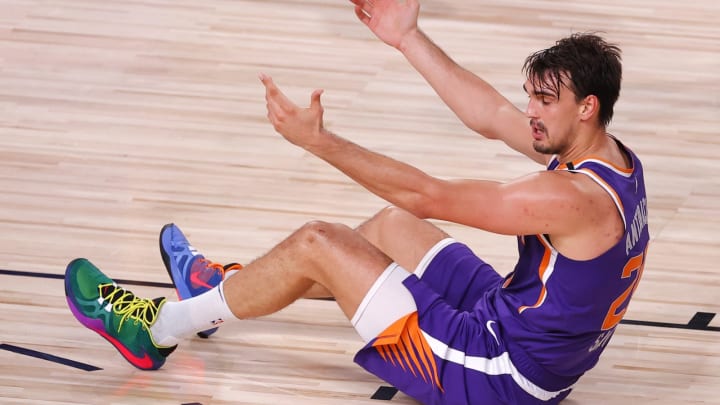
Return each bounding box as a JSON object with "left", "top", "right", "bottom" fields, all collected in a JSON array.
[
  {"left": 64, "top": 258, "right": 176, "bottom": 370},
  {"left": 159, "top": 223, "right": 242, "bottom": 338}
]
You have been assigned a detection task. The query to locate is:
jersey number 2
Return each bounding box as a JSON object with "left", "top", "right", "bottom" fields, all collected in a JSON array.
[{"left": 601, "top": 246, "right": 648, "bottom": 331}]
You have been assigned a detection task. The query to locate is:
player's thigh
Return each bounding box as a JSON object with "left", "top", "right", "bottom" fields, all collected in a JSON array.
[
  {"left": 356, "top": 206, "right": 450, "bottom": 272},
  {"left": 417, "top": 240, "right": 504, "bottom": 311}
]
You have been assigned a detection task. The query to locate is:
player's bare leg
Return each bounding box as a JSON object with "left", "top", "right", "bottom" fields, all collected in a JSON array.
[
  {"left": 301, "top": 206, "right": 450, "bottom": 299},
  {"left": 222, "top": 220, "right": 393, "bottom": 320}
]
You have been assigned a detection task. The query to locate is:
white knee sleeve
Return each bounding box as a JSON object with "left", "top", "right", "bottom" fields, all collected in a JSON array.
[{"left": 350, "top": 263, "right": 416, "bottom": 343}]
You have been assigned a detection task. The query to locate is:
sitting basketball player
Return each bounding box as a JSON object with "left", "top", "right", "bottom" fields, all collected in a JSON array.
[{"left": 64, "top": 0, "right": 649, "bottom": 404}]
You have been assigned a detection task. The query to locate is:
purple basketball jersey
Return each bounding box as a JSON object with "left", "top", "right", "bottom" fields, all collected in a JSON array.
[{"left": 495, "top": 138, "right": 650, "bottom": 376}]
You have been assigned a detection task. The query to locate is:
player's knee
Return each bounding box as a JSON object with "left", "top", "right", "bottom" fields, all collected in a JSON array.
[
  {"left": 372, "top": 205, "right": 420, "bottom": 232},
  {"left": 380, "top": 205, "right": 414, "bottom": 222},
  {"left": 296, "top": 220, "right": 351, "bottom": 251}
]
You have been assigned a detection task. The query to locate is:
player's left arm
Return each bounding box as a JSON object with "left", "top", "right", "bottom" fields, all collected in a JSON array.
[
  {"left": 420, "top": 171, "right": 606, "bottom": 237},
  {"left": 260, "top": 75, "right": 604, "bottom": 238}
]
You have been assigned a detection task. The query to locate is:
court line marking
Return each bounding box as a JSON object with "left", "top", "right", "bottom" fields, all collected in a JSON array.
[
  {"left": 0, "top": 343, "right": 102, "bottom": 371},
  {"left": 371, "top": 385, "right": 399, "bottom": 400}
]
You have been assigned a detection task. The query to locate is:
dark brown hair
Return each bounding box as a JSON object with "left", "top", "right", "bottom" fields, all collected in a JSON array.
[{"left": 523, "top": 33, "right": 622, "bottom": 127}]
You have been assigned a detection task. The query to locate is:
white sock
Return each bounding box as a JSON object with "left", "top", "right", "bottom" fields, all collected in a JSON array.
[{"left": 150, "top": 281, "right": 237, "bottom": 346}]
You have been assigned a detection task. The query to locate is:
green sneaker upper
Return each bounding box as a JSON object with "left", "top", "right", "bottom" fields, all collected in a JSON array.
[{"left": 65, "top": 258, "right": 176, "bottom": 370}]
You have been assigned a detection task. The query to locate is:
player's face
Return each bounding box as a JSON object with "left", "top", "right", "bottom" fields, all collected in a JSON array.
[{"left": 523, "top": 76, "right": 582, "bottom": 156}]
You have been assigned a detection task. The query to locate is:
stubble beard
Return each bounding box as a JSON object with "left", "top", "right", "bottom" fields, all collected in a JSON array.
[
  {"left": 533, "top": 137, "right": 557, "bottom": 155},
  {"left": 531, "top": 120, "right": 560, "bottom": 155}
]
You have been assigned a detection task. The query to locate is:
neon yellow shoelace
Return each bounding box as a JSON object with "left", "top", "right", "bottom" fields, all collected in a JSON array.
[{"left": 99, "top": 284, "right": 160, "bottom": 333}]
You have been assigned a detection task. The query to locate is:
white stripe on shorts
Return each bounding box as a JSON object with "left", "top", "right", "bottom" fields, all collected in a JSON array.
[{"left": 422, "top": 331, "right": 574, "bottom": 401}]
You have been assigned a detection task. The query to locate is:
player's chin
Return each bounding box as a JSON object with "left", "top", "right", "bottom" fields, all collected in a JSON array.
[{"left": 532, "top": 139, "right": 553, "bottom": 155}]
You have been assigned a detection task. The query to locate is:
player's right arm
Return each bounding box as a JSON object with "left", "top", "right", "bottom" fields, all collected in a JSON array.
[
  {"left": 351, "top": 0, "right": 546, "bottom": 164},
  {"left": 399, "top": 30, "right": 545, "bottom": 164}
]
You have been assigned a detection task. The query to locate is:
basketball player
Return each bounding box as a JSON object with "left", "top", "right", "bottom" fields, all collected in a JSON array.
[{"left": 64, "top": 0, "right": 650, "bottom": 403}]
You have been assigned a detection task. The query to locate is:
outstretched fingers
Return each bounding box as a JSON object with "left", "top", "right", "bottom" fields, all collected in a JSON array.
[
  {"left": 259, "top": 73, "right": 327, "bottom": 149},
  {"left": 310, "top": 89, "right": 324, "bottom": 113},
  {"left": 260, "top": 73, "right": 299, "bottom": 129},
  {"left": 260, "top": 73, "right": 293, "bottom": 112}
]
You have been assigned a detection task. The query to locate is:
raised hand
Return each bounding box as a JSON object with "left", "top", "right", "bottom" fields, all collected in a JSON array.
[
  {"left": 260, "top": 73, "right": 327, "bottom": 151},
  {"left": 350, "top": 0, "right": 420, "bottom": 49}
]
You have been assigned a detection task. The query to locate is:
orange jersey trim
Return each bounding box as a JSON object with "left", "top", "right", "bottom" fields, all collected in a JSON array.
[{"left": 518, "top": 235, "right": 555, "bottom": 314}]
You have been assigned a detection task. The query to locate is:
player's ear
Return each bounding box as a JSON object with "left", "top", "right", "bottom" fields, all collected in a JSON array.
[{"left": 579, "top": 95, "right": 599, "bottom": 121}]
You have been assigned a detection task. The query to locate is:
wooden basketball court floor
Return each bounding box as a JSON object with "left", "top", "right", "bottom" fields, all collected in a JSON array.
[{"left": 1, "top": 0, "right": 718, "bottom": 403}]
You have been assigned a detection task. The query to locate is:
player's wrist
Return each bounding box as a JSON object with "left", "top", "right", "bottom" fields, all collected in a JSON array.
[
  {"left": 397, "top": 27, "right": 423, "bottom": 53},
  {"left": 304, "top": 128, "right": 341, "bottom": 157}
]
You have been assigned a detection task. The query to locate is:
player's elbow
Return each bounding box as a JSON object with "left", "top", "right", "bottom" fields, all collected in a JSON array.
[{"left": 404, "top": 180, "right": 445, "bottom": 219}]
